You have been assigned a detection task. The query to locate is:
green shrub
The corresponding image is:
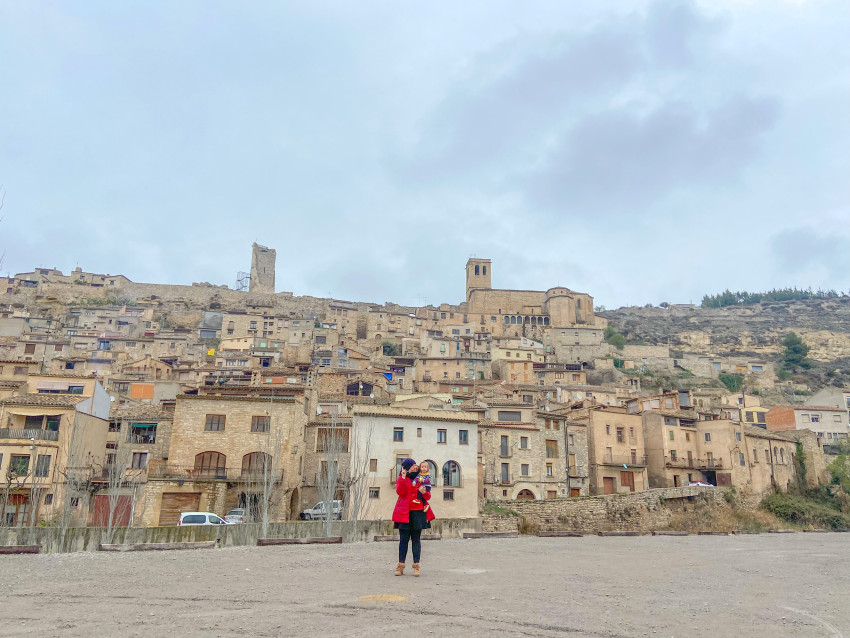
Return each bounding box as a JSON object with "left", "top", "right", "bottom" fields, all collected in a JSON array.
[
  {"left": 760, "top": 492, "right": 850, "bottom": 530},
  {"left": 718, "top": 373, "right": 743, "bottom": 392}
]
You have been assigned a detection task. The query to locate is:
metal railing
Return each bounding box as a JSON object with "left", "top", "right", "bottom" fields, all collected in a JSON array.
[
  {"left": 127, "top": 433, "right": 157, "bottom": 445},
  {"left": 601, "top": 453, "right": 647, "bottom": 466},
  {"left": 0, "top": 428, "right": 59, "bottom": 442},
  {"left": 146, "top": 465, "right": 284, "bottom": 481},
  {"left": 664, "top": 456, "right": 724, "bottom": 469}
]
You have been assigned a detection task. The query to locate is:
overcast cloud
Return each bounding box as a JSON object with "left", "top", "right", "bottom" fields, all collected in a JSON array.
[{"left": 1, "top": 0, "right": 848, "bottom": 308}]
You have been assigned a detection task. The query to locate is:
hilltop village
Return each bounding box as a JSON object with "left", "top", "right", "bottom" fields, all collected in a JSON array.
[{"left": 0, "top": 244, "right": 846, "bottom": 527}]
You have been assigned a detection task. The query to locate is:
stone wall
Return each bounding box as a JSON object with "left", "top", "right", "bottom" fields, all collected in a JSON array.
[
  {"left": 0, "top": 517, "right": 483, "bottom": 553},
  {"left": 482, "top": 515, "right": 519, "bottom": 533},
  {"left": 493, "top": 486, "right": 728, "bottom": 534}
]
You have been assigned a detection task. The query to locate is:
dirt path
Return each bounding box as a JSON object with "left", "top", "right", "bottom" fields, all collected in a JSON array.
[{"left": 1, "top": 534, "right": 847, "bottom": 637}]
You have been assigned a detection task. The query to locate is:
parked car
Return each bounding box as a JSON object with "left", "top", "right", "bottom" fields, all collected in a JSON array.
[
  {"left": 688, "top": 481, "right": 714, "bottom": 487},
  {"left": 178, "top": 512, "right": 230, "bottom": 526},
  {"left": 225, "top": 508, "right": 246, "bottom": 524},
  {"left": 299, "top": 500, "right": 343, "bottom": 520}
]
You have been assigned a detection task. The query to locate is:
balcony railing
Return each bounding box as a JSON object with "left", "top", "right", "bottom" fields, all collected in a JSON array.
[
  {"left": 0, "top": 428, "right": 59, "bottom": 442},
  {"left": 664, "top": 456, "right": 724, "bottom": 469},
  {"left": 146, "top": 465, "right": 284, "bottom": 481},
  {"left": 127, "top": 433, "right": 157, "bottom": 445},
  {"left": 601, "top": 453, "right": 647, "bottom": 467}
]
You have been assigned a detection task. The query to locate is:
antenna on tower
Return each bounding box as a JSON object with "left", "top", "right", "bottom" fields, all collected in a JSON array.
[{"left": 234, "top": 271, "right": 250, "bottom": 291}]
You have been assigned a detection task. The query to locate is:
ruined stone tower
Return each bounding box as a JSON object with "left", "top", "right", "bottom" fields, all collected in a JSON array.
[{"left": 249, "top": 243, "right": 276, "bottom": 294}]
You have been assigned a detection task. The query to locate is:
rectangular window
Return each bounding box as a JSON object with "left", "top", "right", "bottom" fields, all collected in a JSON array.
[
  {"left": 437, "top": 429, "right": 447, "bottom": 444},
  {"left": 497, "top": 411, "right": 522, "bottom": 422},
  {"left": 44, "top": 493, "right": 54, "bottom": 505},
  {"left": 521, "top": 464, "right": 530, "bottom": 476},
  {"left": 369, "top": 459, "right": 378, "bottom": 473},
  {"left": 10, "top": 455, "right": 30, "bottom": 475},
  {"left": 616, "top": 427, "right": 624, "bottom": 443},
  {"left": 704, "top": 433, "right": 711, "bottom": 442},
  {"left": 459, "top": 430, "right": 468, "bottom": 445},
  {"left": 739, "top": 452, "right": 746, "bottom": 466},
  {"left": 443, "top": 490, "right": 454, "bottom": 500},
  {"left": 520, "top": 436, "right": 529, "bottom": 449},
  {"left": 251, "top": 416, "right": 270, "bottom": 432},
  {"left": 546, "top": 440, "right": 558, "bottom": 459},
  {"left": 369, "top": 488, "right": 380, "bottom": 499},
  {"left": 205, "top": 414, "right": 226, "bottom": 431},
  {"left": 393, "top": 428, "right": 404, "bottom": 442},
  {"left": 546, "top": 464, "right": 553, "bottom": 476},
  {"left": 669, "top": 430, "right": 675, "bottom": 441},
  {"left": 35, "top": 455, "right": 51, "bottom": 477},
  {"left": 670, "top": 450, "right": 677, "bottom": 461},
  {"left": 605, "top": 425, "right": 611, "bottom": 435},
  {"left": 316, "top": 428, "right": 350, "bottom": 452},
  {"left": 753, "top": 448, "right": 758, "bottom": 462},
  {"left": 500, "top": 435, "right": 509, "bottom": 456},
  {"left": 131, "top": 452, "right": 148, "bottom": 469},
  {"left": 735, "top": 432, "right": 742, "bottom": 442}
]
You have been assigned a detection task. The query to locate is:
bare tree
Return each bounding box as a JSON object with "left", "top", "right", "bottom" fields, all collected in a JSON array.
[
  {"left": 243, "top": 416, "right": 288, "bottom": 538},
  {"left": 97, "top": 442, "right": 142, "bottom": 545},
  {"left": 345, "top": 418, "right": 376, "bottom": 525},
  {"left": 53, "top": 420, "right": 96, "bottom": 551},
  {"left": 315, "top": 416, "right": 349, "bottom": 537}
]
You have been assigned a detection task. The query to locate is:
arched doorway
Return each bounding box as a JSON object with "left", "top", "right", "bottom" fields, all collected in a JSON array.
[{"left": 516, "top": 489, "right": 535, "bottom": 500}]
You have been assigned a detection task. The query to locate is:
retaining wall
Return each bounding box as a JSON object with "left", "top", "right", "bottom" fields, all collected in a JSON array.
[
  {"left": 492, "top": 486, "right": 729, "bottom": 534},
  {"left": 0, "top": 517, "right": 482, "bottom": 554}
]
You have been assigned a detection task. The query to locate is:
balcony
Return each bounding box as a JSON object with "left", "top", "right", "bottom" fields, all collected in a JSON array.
[
  {"left": 0, "top": 428, "right": 59, "bottom": 442},
  {"left": 600, "top": 453, "right": 647, "bottom": 467},
  {"left": 664, "top": 456, "right": 724, "bottom": 470},
  {"left": 146, "top": 465, "right": 284, "bottom": 482}
]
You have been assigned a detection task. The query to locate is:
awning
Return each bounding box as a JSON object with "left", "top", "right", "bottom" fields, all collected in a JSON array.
[
  {"left": 36, "top": 381, "right": 70, "bottom": 391},
  {"left": 130, "top": 423, "right": 157, "bottom": 428},
  {"left": 5, "top": 407, "right": 70, "bottom": 416}
]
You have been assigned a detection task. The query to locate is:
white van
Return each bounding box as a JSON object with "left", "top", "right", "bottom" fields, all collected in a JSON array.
[{"left": 178, "top": 512, "right": 229, "bottom": 526}]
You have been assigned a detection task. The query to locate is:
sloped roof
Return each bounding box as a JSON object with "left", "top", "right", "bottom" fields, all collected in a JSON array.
[{"left": 0, "top": 393, "right": 87, "bottom": 407}]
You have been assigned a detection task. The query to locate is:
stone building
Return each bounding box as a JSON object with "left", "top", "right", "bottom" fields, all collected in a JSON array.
[
  {"left": 249, "top": 243, "right": 276, "bottom": 294},
  {"left": 478, "top": 402, "right": 586, "bottom": 500},
  {"left": 138, "top": 393, "right": 307, "bottom": 526},
  {"left": 570, "top": 404, "right": 648, "bottom": 495}
]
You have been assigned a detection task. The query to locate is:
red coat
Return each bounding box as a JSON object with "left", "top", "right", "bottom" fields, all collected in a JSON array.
[{"left": 392, "top": 475, "right": 434, "bottom": 523}]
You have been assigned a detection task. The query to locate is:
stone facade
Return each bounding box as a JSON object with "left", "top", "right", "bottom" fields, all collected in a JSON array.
[{"left": 499, "top": 485, "right": 728, "bottom": 533}]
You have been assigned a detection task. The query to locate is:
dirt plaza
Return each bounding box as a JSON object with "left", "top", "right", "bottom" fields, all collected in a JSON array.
[{"left": 0, "top": 534, "right": 847, "bottom": 638}]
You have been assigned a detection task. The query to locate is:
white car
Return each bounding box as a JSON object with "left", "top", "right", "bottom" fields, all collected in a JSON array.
[
  {"left": 299, "top": 500, "right": 343, "bottom": 520},
  {"left": 178, "top": 512, "right": 230, "bottom": 526}
]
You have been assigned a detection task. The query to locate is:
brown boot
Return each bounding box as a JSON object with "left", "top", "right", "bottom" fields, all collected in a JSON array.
[
  {"left": 394, "top": 562, "right": 405, "bottom": 576},
  {"left": 412, "top": 563, "right": 420, "bottom": 577}
]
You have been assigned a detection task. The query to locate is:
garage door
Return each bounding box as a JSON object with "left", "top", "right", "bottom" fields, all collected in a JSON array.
[
  {"left": 92, "top": 495, "right": 132, "bottom": 527},
  {"left": 158, "top": 492, "right": 201, "bottom": 526}
]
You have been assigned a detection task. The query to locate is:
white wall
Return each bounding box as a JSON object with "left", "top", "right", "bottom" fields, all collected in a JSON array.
[{"left": 351, "top": 412, "right": 479, "bottom": 520}]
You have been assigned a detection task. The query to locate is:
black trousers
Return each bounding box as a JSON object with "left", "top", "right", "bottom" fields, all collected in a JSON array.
[{"left": 398, "top": 527, "right": 422, "bottom": 563}]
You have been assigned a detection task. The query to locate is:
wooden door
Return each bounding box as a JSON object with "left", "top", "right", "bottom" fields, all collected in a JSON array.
[
  {"left": 602, "top": 477, "right": 615, "bottom": 495},
  {"left": 620, "top": 471, "right": 635, "bottom": 492},
  {"left": 570, "top": 488, "right": 581, "bottom": 498},
  {"left": 92, "top": 495, "right": 132, "bottom": 527},
  {"left": 158, "top": 492, "right": 201, "bottom": 526}
]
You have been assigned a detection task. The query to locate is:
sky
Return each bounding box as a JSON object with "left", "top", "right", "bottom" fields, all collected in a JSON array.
[{"left": 1, "top": 0, "right": 848, "bottom": 309}]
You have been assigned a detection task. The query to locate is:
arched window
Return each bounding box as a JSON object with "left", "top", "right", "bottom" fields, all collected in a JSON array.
[
  {"left": 242, "top": 452, "right": 272, "bottom": 476},
  {"left": 779, "top": 448, "right": 785, "bottom": 463},
  {"left": 475, "top": 265, "right": 480, "bottom": 275},
  {"left": 773, "top": 446, "right": 778, "bottom": 460},
  {"left": 504, "top": 316, "right": 510, "bottom": 324},
  {"left": 482, "top": 266, "right": 487, "bottom": 276},
  {"left": 543, "top": 317, "right": 550, "bottom": 325},
  {"left": 524, "top": 316, "right": 530, "bottom": 324},
  {"left": 443, "top": 461, "right": 461, "bottom": 487},
  {"left": 510, "top": 316, "right": 516, "bottom": 324},
  {"left": 194, "top": 451, "right": 226, "bottom": 478}
]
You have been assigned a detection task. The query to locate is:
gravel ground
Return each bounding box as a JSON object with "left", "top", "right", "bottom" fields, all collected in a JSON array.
[{"left": 0, "top": 534, "right": 847, "bottom": 638}]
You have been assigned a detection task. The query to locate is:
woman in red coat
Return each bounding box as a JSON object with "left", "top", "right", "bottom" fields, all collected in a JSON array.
[{"left": 392, "top": 458, "right": 432, "bottom": 576}]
